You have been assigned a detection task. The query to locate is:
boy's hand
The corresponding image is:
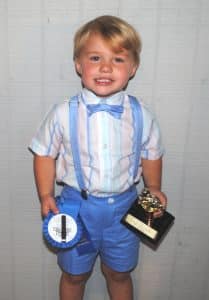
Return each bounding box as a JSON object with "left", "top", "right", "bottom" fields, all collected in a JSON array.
[
  {"left": 40, "top": 194, "right": 59, "bottom": 217},
  {"left": 148, "top": 187, "right": 167, "bottom": 218}
]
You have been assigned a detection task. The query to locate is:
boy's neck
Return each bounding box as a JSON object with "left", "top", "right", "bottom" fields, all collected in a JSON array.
[{"left": 82, "top": 88, "right": 125, "bottom": 104}]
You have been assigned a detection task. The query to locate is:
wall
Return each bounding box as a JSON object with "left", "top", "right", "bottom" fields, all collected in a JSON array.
[{"left": 0, "top": 0, "right": 209, "bottom": 299}]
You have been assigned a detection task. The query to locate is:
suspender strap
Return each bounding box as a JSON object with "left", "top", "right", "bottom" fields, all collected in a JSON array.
[
  {"left": 69, "top": 96, "right": 88, "bottom": 199},
  {"left": 129, "top": 95, "right": 143, "bottom": 180},
  {"left": 69, "top": 95, "right": 143, "bottom": 198}
]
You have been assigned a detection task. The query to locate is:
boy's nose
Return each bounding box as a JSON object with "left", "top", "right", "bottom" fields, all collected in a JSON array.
[{"left": 100, "top": 61, "right": 113, "bottom": 73}]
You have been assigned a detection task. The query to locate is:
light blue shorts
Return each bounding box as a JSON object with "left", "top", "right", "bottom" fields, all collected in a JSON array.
[{"left": 57, "top": 186, "right": 140, "bottom": 275}]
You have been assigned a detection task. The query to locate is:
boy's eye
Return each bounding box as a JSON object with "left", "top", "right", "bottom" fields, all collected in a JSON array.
[
  {"left": 89, "top": 56, "right": 100, "bottom": 61},
  {"left": 114, "top": 57, "right": 125, "bottom": 63}
]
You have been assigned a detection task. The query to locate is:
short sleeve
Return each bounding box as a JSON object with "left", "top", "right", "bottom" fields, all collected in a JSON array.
[
  {"left": 29, "top": 104, "right": 63, "bottom": 158},
  {"left": 141, "top": 106, "right": 165, "bottom": 160}
]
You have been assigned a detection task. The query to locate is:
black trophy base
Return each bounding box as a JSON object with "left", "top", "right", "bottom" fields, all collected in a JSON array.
[{"left": 121, "top": 200, "right": 175, "bottom": 245}]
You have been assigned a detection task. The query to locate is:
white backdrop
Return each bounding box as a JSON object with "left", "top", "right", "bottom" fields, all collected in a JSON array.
[{"left": 1, "top": 0, "right": 209, "bottom": 299}]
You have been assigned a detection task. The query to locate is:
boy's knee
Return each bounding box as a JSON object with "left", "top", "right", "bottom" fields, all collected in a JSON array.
[
  {"left": 101, "top": 264, "right": 131, "bottom": 283},
  {"left": 61, "top": 271, "right": 91, "bottom": 286}
]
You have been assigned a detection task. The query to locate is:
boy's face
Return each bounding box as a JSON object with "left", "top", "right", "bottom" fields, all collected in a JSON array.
[{"left": 75, "top": 34, "right": 138, "bottom": 98}]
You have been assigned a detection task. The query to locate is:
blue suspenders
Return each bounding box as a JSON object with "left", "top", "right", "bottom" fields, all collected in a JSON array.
[
  {"left": 69, "top": 96, "right": 88, "bottom": 198},
  {"left": 69, "top": 94, "right": 143, "bottom": 199},
  {"left": 129, "top": 95, "right": 143, "bottom": 181}
]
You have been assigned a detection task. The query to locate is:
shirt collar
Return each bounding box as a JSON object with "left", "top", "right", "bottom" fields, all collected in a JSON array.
[{"left": 81, "top": 88, "right": 125, "bottom": 105}]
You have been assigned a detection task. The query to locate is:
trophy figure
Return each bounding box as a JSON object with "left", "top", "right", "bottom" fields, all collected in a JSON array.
[
  {"left": 121, "top": 188, "right": 175, "bottom": 245},
  {"left": 139, "top": 188, "right": 164, "bottom": 227}
]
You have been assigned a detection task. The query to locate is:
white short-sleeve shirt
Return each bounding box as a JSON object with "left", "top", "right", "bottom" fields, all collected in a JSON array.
[{"left": 30, "top": 89, "right": 164, "bottom": 196}]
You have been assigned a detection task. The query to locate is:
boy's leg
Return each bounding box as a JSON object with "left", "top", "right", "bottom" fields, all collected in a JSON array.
[
  {"left": 59, "top": 271, "right": 91, "bottom": 300},
  {"left": 101, "top": 263, "right": 133, "bottom": 300}
]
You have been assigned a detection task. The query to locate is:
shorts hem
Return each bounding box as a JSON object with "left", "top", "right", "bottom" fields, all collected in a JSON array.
[
  {"left": 58, "top": 263, "right": 93, "bottom": 276},
  {"left": 101, "top": 260, "right": 138, "bottom": 273}
]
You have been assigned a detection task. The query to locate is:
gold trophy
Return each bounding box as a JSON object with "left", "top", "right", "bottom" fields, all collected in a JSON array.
[{"left": 121, "top": 188, "right": 175, "bottom": 245}]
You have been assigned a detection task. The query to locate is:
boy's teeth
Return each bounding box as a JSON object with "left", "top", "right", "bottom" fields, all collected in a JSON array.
[{"left": 96, "top": 79, "right": 111, "bottom": 82}]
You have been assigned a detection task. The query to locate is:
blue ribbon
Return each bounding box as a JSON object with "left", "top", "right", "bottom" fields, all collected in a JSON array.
[{"left": 43, "top": 196, "right": 83, "bottom": 249}]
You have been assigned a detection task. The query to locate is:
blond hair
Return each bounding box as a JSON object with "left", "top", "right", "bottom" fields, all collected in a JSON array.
[{"left": 73, "top": 15, "right": 142, "bottom": 66}]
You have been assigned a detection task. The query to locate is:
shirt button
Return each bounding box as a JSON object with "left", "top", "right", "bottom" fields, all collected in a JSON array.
[{"left": 108, "top": 198, "right": 115, "bottom": 204}]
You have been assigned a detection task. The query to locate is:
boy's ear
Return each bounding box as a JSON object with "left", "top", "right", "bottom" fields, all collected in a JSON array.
[
  {"left": 75, "top": 60, "right": 82, "bottom": 75},
  {"left": 129, "top": 64, "right": 138, "bottom": 79}
]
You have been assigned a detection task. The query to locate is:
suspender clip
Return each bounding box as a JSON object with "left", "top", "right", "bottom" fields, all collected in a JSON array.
[{"left": 81, "top": 189, "right": 88, "bottom": 200}]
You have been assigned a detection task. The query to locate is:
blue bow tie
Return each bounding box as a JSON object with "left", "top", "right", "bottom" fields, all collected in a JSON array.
[{"left": 86, "top": 103, "right": 124, "bottom": 119}]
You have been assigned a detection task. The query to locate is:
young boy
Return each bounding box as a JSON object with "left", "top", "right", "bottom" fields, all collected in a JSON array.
[{"left": 30, "top": 15, "right": 167, "bottom": 300}]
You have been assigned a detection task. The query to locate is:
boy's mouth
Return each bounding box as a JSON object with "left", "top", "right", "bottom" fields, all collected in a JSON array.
[{"left": 95, "top": 78, "right": 113, "bottom": 84}]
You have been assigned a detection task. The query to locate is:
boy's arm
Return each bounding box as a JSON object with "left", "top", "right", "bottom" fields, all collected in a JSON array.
[
  {"left": 141, "top": 157, "right": 167, "bottom": 212},
  {"left": 33, "top": 155, "right": 59, "bottom": 217}
]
